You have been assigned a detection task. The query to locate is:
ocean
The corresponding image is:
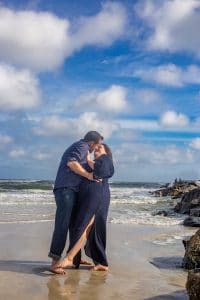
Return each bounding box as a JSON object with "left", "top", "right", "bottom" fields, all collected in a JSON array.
[{"left": 0, "top": 180, "right": 185, "bottom": 227}]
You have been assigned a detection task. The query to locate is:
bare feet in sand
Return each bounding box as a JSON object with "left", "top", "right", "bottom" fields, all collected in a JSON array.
[
  {"left": 80, "top": 259, "right": 93, "bottom": 266},
  {"left": 50, "top": 261, "right": 66, "bottom": 275},
  {"left": 59, "top": 257, "right": 75, "bottom": 269},
  {"left": 91, "top": 264, "right": 108, "bottom": 271}
]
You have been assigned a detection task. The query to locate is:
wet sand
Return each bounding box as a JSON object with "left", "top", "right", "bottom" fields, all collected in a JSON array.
[{"left": 0, "top": 222, "right": 195, "bottom": 300}]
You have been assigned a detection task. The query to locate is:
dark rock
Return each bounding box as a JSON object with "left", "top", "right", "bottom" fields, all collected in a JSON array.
[
  {"left": 186, "top": 269, "right": 200, "bottom": 300},
  {"left": 152, "top": 179, "right": 199, "bottom": 199},
  {"left": 174, "top": 188, "right": 200, "bottom": 214},
  {"left": 183, "top": 237, "right": 191, "bottom": 250},
  {"left": 183, "top": 217, "right": 200, "bottom": 227},
  {"left": 190, "top": 208, "right": 200, "bottom": 217},
  {"left": 153, "top": 210, "right": 169, "bottom": 217},
  {"left": 182, "top": 229, "right": 200, "bottom": 269},
  {"left": 152, "top": 188, "right": 172, "bottom": 197}
]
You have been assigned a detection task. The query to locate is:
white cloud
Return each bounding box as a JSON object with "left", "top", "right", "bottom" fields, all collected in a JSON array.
[
  {"left": 0, "top": 3, "right": 127, "bottom": 71},
  {"left": 132, "top": 88, "right": 161, "bottom": 105},
  {"left": 34, "top": 152, "right": 52, "bottom": 160},
  {"left": 115, "top": 143, "right": 195, "bottom": 166},
  {"left": 0, "top": 133, "right": 12, "bottom": 145},
  {"left": 74, "top": 85, "right": 128, "bottom": 113},
  {"left": 190, "top": 138, "right": 200, "bottom": 150},
  {"left": 133, "top": 64, "right": 200, "bottom": 87},
  {"left": 0, "top": 7, "right": 71, "bottom": 71},
  {"left": 34, "top": 112, "right": 119, "bottom": 139},
  {"left": 0, "top": 64, "right": 41, "bottom": 111},
  {"left": 119, "top": 119, "right": 160, "bottom": 131},
  {"left": 135, "top": 0, "right": 200, "bottom": 56},
  {"left": 9, "top": 148, "right": 26, "bottom": 158},
  {"left": 160, "top": 111, "right": 189, "bottom": 128},
  {"left": 72, "top": 2, "right": 127, "bottom": 49}
]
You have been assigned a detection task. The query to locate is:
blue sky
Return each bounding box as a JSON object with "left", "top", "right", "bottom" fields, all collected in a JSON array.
[{"left": 0, "top": 0, "right": 200, "bottom": 182}]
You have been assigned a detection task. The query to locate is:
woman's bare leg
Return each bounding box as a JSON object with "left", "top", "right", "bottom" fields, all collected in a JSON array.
[{"left": 59, "top": 216, "right": 95, "bottom": 268}]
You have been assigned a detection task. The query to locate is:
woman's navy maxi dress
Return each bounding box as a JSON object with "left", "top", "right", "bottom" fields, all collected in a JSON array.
[{"left": 69, "top": 154, "right": 114, "bottom": 267}]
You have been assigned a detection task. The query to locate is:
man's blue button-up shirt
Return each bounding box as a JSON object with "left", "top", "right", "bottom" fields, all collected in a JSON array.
[{"left": 54, "top": 139, "right": 89, "bottom": 192}]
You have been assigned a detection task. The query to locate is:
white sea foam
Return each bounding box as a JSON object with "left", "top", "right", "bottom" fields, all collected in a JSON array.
[
  {"left": 0, "top": 182, "right": 181, "bottom": 226},
  {"left": 111, "top": 198, "right": 160, "bottom": 205},
  {"left": 0, "top": 219, "right": 53, "bottom": 224},
  {"left": 152, "top": 231, "right": 195, "bottom": 245}
]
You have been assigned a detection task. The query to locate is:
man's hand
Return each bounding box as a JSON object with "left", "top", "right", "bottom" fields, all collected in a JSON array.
[{"left": 87, "top": 172, "right": 93, "bottom": 181}]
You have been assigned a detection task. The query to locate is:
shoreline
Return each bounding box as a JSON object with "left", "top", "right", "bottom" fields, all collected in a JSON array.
[{"left": 0, "top": 222, "right": 195, "bottom": 299}]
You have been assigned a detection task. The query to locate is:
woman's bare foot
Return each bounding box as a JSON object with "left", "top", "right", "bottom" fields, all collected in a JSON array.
[
  {"left": 80, "top": 259, "right": 93, "bottom": 266},
  {"left": 50, "top": 261, "right": 66, "bottom": 275},
  {"left": 59, "top": 257, "right": 74, "bottom": 269},
  {"left": 50, "top": 266, "right": 66, "bottom": 275},
  {"left": 91, "top": 264, "right": 108, "bottom": 271}
]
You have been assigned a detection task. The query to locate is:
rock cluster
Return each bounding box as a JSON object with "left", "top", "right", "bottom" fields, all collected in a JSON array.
[
  {"left": 186, "top": 269, "right": 200, "bottom": 300},
  {"left": 153, "top": 179, "right": 200, "bottom": 227},
  {"left": 183, "top": 229, "right": 200, "bottom": 269},
  {"left": 183, "top": 229, "right": 200, "bottom": 299},
  {"left": 152, "top": 179, "right": 200, "bottom": 199}
]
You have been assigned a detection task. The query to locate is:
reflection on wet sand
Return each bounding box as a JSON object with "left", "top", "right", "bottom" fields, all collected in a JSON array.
[{"left": 47, "top": 271, "right": 108, "bottom": 300}]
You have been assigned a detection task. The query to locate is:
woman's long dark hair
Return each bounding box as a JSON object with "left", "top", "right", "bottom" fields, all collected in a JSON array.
[{"left": 102, "top": 143, "right": 113, "bottom": 161}]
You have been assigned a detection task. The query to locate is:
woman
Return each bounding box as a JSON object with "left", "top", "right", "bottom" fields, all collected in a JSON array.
[{"left": 59, "top": 143, "right": 114, "bottom": 272}]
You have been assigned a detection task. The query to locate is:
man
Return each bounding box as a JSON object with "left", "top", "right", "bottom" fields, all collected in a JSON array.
[{"left": 48, "top": 131, "right": 103, "bottom": 274}]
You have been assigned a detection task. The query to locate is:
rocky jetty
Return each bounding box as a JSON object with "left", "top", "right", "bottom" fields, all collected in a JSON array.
[
  {"left": 174, "top": 189, "right": 200, "bottom": 214},
  {"left": 152, "top": 179, "right": 200, "bottom": 227},
  {"left": 152, "top": 179, "right": 200, "bottom": 199},
  {"left": 175, "top": 188, "right": 200, "bottom": 227}
]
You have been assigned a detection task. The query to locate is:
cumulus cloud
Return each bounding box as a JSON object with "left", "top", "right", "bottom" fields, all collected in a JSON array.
[
  {"left": 135, "top": 0, "right": 200, "bottom": 56},
  {"left": 0, "top": 7, "right": 71, "bottom": 71},
  {"left": 160, "top": 111, "right": 189, "bottom": 128},
  {"left": 0, "top": 3, "right": 127, "bottom": 71},
  {"left": 34, "top": 112, "right": 119, "bottom": 139},
  {"left": 190, "top": 138, "right": 200, "bottom": 150},
  {"left": 9, "top": 148, "right": 26, "bottom": 158},
  {"left": 115, "top": 143, "right": 195, "bottom": 166},
  {"left": 72, "top": 2, "right": 127, "bottom": 49},
  {"left": 34, "top": 152, "right": 52, "bottom": 160},
  {"left": 0, "top": 64, "right": 41, "bottom": 111},
  {"left": 133, "top": 64, "right": 200, "bottom": 87},
  {"left": 132, "top": 88, "right": 161, "bottom": 105},
  {"left": 74, "top": 85, "right": 128, "bottom": 113},
  {"left": 0, "top": 133, "right": 13, "bottom": 149}
]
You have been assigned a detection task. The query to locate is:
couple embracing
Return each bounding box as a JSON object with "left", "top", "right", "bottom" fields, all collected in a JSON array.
[{"left": 48, "top": 131, "right": 114, "bottom": 274}]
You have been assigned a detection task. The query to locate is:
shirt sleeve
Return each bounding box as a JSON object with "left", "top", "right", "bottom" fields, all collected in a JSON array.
[{"left": 67, "top": 143, "right": 87, "bottom": 163}]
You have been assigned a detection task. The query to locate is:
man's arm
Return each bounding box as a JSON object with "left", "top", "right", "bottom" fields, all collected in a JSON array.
[{"left": 67, "top": 161, "right": 93, "bottom": 180}]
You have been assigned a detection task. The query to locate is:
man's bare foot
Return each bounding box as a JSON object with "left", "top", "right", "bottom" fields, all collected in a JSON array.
[
  {"left": 59, "top": 257, "right": 74, "bottom": 269},
  {"left": 80, "top": 259, "right": 92, "bottom": 266},
  {"left": 91, "top": 264, "right": 108, "bottom": 271}
]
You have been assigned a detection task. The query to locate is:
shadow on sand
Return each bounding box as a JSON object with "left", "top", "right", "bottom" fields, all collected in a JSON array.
[
  {"left": 0, "top": 260, "right": 52, "bottom": 276},
  {"left": 144, "top": 290, "right": 188, "bottom": 300},
  {"left": 0, "top": 259, "right": 94, "bottom": 277},
  {"left": 150, "top": 256, "right": 184, "bottom": 270}
]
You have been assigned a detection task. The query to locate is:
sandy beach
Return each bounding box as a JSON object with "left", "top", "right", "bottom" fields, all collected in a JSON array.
[{"left": 0, "top": 221, "right": 195, "bottom": 300}]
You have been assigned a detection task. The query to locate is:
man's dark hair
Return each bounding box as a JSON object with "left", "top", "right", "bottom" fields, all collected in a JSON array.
[{"left": 83, "top": 131, "right": 104, "bottom": 143}]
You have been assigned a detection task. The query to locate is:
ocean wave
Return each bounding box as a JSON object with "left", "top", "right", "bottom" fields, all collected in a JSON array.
[
  {"left": 111, "top": 198, "right": 160, "bottom": 205},
  {"left": 109, "top": 216, "right": 184, "bottom": 226},
  {"left": 0, "top": 219, "right": 53, "bottom": 224}
]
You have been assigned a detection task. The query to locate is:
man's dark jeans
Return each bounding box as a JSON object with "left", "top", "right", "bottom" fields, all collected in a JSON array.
[{"left": 48, "top": 188, "right": 77, "bottom": 261}]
